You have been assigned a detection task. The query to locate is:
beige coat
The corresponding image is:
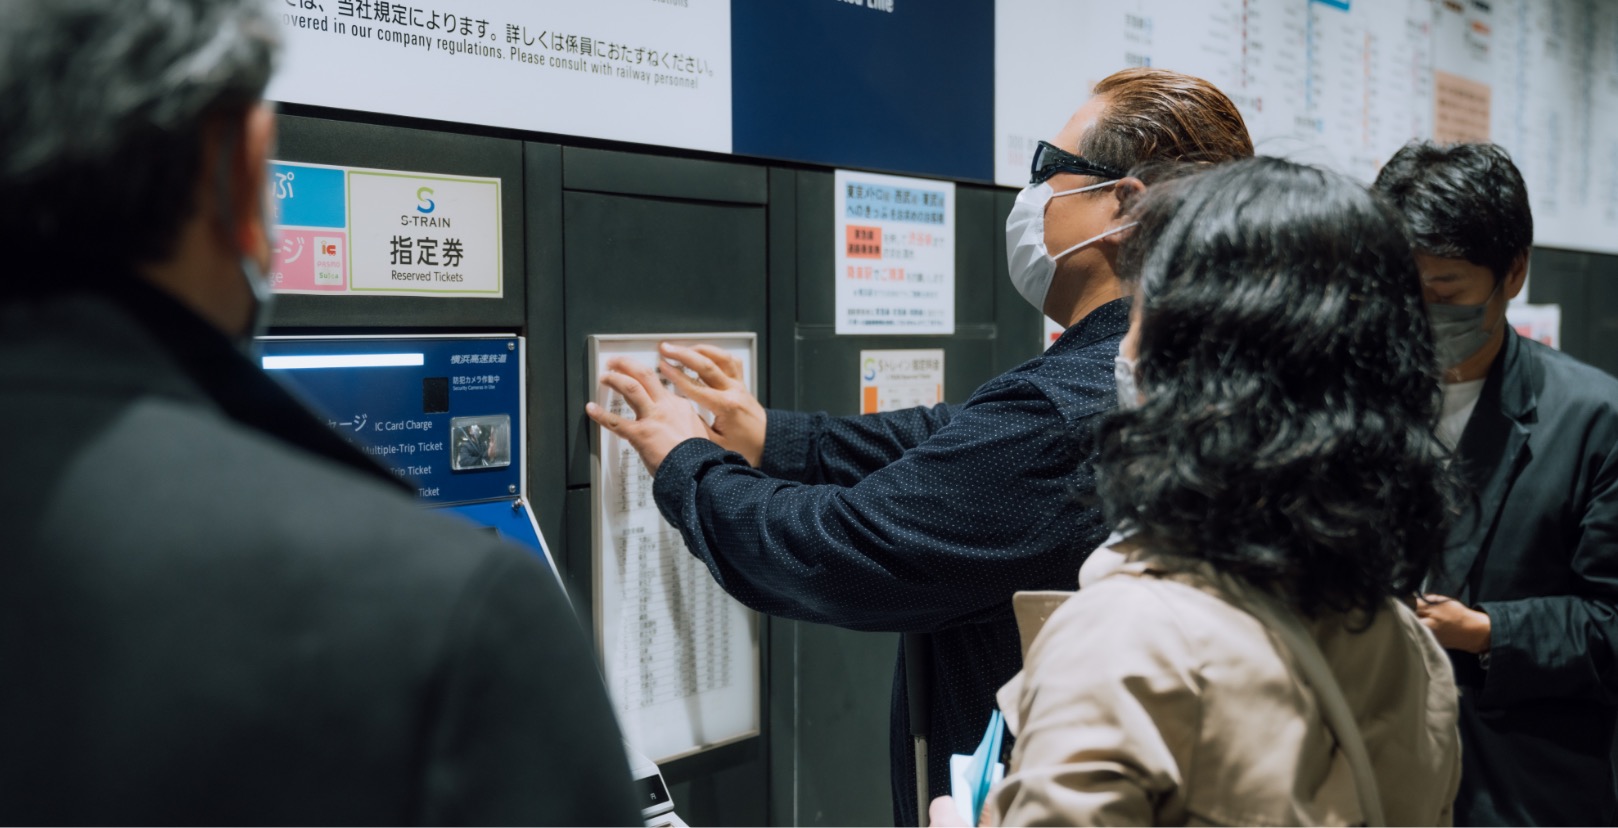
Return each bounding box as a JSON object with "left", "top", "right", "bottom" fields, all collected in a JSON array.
[{"left": 986, "top": 541, "right": 1461, "bottom": 827}]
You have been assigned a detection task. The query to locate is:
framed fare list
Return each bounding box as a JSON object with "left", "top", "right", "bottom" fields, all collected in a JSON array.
[{"left": 588, "top": 333, "right": 761, "bottom": 763}]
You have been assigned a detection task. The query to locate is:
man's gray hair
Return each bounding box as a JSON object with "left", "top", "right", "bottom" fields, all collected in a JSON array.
[{"left": 0, "top": 0, "right": 278, "bottom": 275}]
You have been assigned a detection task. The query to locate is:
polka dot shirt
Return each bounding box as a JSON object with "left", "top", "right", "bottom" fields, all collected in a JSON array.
[{"left": 654, "top": 298, "right": 1129, "bottom": 826}]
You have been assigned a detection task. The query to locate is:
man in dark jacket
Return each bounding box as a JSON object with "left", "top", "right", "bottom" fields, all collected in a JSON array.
[
  {"left": 0, "top": 2, "right": 637, "bottom": 824},
  {"left": 588, "top": 68, "right": 1255, "bottom": 826},
  {"left": 1376, "top": 142, "right": 1618, "bottom": 826}
]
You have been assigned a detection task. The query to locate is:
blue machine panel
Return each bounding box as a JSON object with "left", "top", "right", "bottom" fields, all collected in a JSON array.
[
  {"left": 259, "top": 336, "right": 522, "bottom": 505},
  {"left": 441, "top": 499, "right": 553, "bottom": 566}
]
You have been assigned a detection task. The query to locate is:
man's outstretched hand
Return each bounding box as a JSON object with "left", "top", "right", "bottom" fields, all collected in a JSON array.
[
  {"left": 585, "top": 355, "right": 711, "bottom": 476},
  {"left": 654, "top": 342, "right": 767, "bottom": 467}
]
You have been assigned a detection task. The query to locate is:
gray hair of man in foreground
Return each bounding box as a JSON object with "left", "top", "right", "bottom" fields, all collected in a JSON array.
[{"left": 0, "top": 0, "right": 278, "bottom": 275}]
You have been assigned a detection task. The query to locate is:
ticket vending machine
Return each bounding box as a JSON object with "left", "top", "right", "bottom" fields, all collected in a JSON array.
[
  {"left": 257, "top": 333, "right": 684, "bottom": 827},
  {"left": 257, "top": 334, "right": 551, "bottom": 557}
]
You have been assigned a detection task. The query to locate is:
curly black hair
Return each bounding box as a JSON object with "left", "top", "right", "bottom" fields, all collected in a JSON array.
[
  {"left": 1103, "top": 157, "right": 1456, "bottom": 618},
  {"left": 1372, "top": 141, "right": 1533, "bottom": 282}
]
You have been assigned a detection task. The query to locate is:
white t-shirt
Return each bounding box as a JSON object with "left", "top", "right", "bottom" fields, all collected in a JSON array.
[{"left": 1438, "top": 379, "right": 1486, "bottom": 450}]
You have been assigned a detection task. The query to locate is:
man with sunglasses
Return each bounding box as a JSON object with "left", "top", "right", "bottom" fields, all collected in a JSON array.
[{"left": 589, "top": 68, "right": 1253, "bottom": 826}]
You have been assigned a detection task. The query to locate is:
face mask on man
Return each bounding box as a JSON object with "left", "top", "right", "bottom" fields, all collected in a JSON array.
[
  {"left": 1005, "top": 180, "right": 1138, "bottom": 314},
  {"left": 215, "top": 128, "right": 278, "bottom": 354},
  {"left": 1427, "top": 281, "right": 1502, "bottom": 370},
  {"left": 239, "top": 244, "right": 276, "bottom": 350}
]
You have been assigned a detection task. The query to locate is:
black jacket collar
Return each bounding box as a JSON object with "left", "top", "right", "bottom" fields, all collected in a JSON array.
[
  {"left": 1486, "top": 326, "right": 1541, "bottom": 423},
  {"left": 1, "top": 277, "right": 409, "bottom": 494},
  {"left": 1439, "top": 329, "right": 1538, "bottom": 599}
]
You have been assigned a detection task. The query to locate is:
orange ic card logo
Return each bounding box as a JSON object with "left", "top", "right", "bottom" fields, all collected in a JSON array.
[{"left": 846, "top": 225, "right": 882, "bottom": 260}]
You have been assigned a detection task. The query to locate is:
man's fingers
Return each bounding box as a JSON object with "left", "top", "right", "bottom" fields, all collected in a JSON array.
[
  {"left": 692, "top": 344, "right": 745, "bottom": 381},
  {"left": 605, "top": 357, "right": 665, "bottom": 402},
  {"left": 1415, "top": 595, "right": 1454, "bottom": 619},
  {"left": 599, "top": 371, "right": 655, "bottom": 418},
  {"left": 657, "top": 358, "right": 716, "bottom": 400},
  {"left": 584, "top": 401, "right": 623, "bottom": 431},
  {"left": 661, "top": 343, "right": 733, "bottom": 390}
]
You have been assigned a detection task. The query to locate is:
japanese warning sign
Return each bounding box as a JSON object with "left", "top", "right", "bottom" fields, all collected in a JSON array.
[
  {"left": 834, "top": 170, "right": 956, "bottom": 335},
  {"left": 267, "top": 0, "right": 731, "bottom": 155},
  {"left": 860, "top": 349, "right": 945, "bottom": 414}
]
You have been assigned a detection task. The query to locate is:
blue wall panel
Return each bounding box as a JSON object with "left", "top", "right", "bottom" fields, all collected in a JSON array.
[{"left": 732, "top": 0, "right": 994, "bottom": 183}]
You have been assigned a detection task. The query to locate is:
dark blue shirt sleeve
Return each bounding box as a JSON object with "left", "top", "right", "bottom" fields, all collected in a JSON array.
[
  {"left": 653, "top": 381, "right": 1109, "bottom": 633},
  {"left": 761, "top": 404, "right": 962, "bottom": 486}
]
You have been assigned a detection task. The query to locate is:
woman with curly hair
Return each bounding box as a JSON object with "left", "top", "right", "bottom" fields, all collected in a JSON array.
[{"left": 963, "top": 157, "right": 1463, "bottom": 826}]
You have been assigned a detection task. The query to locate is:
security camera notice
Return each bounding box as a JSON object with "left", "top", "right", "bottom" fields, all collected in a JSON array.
[{"left": 450, "top": 414, "right": 512, "bottom": 471}]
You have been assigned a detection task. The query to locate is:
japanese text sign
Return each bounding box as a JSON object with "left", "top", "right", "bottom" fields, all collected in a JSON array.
[
  {"left": 860, "top": 349, "right": 945, "bottom": 414},
  {"left": 834, "top": 170, "right": 955, "bottom": 335},
  {"left": 270, "top": 161, "right": 502, "bottom": 298},
  {"left": 268, "top": 0, "right": 731, "bottom": 155}
]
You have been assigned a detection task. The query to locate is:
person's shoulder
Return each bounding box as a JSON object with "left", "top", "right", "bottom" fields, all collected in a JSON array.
[
  {"left": 1526, "top": 338, "right": 1618, "bottom": 399},
  {"left": 1387, "top": 601, "right": 1456, "bottom": 683},
  {"left": 1521, "top": 340, "right": 1618, "bottom": 439},
  {"left": 1316, "top": 600, "right": 1451, "bottom": 679},
  {"left": 974, "top": 336, "right": 1123, "bottom": 424},
  {"left": 1527, "top": 337, "right": 1618, "bottom": 389},
  {"left": 1315, "top": 601, "right": 1459, "bottom": 752},
  {"left": 1029, "top": 567, "right": 1233, "bottom": 671},
  {"left": 89, "top": 394, "right": 535, "bottom": 595}
]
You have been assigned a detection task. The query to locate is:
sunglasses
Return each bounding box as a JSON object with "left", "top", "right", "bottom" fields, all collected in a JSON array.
[{"left": 1029, "top": 140, "right": 1126, "bottom": 185}]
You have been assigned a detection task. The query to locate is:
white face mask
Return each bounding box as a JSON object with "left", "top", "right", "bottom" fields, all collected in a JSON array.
[
  {"left": 1114, "top": 348, "right": 1142, "bottom": 409},
  {"left": 214, "top": 128, "right": 278, "bottom": 355},
  {"left": 225, "top": 183, "right": 278, "bottom": 355},
  {"left": 240, "top": 245, "right": 276, "bottom": 348},
  {"left": 1005, "top": 179, "right": 1138, "bottom": 314}
]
